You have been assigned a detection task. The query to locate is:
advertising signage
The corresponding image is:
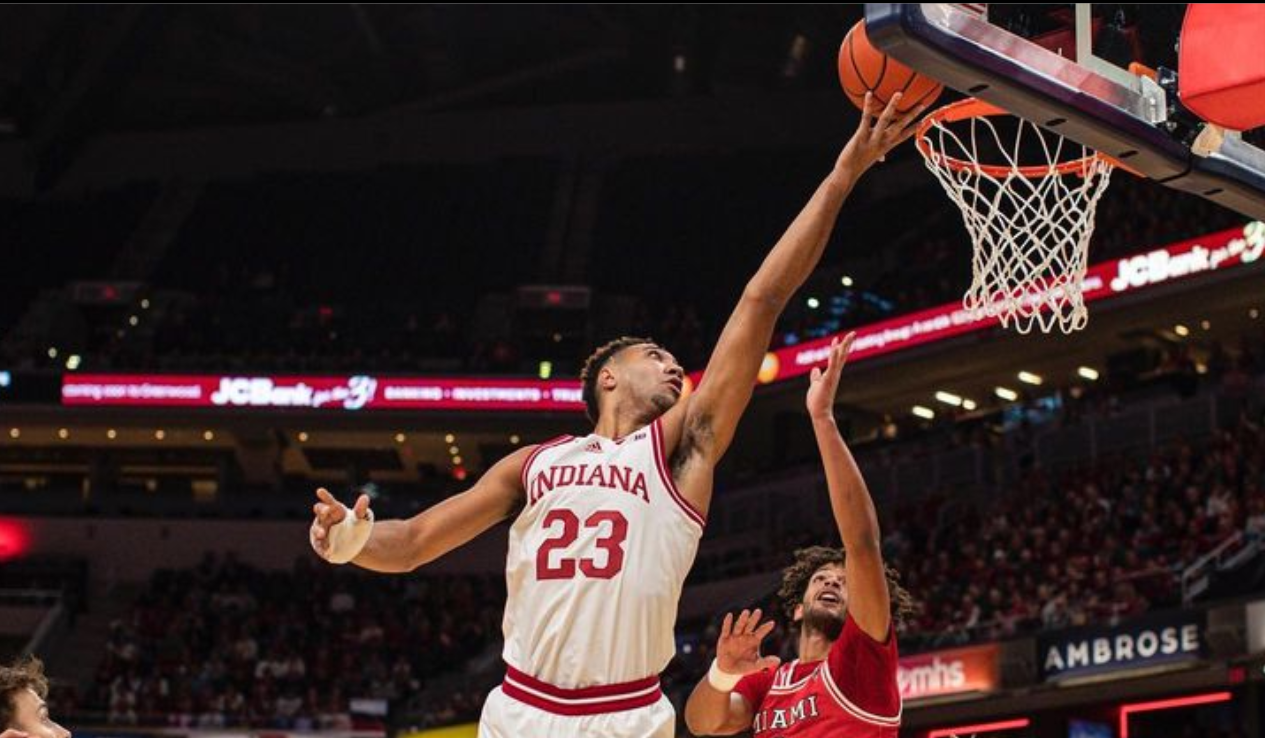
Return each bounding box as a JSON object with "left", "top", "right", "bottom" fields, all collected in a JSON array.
[
  {"left": 898, "top": 643, "right": 1000, "bottom": 701},
  {"left": 59, "top": 222, "right": 1263, "bottom": 412},
  {"left": 62, "top": 375, "right": 585, "bottom": 412},
  {"left": 1038, "top": 610, "right": 1204, "bottom": 682}
]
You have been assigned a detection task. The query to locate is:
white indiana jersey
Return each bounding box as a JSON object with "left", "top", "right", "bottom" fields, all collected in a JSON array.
[{"left": 502, "top": 417, "right": 705, "bottom": 687}]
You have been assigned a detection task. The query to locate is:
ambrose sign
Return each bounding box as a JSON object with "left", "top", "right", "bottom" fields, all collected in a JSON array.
[{"left": 1039, "top": 611, "right": 1204, "bottom": 682}]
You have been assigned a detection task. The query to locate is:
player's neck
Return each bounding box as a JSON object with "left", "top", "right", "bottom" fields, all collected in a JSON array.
[
  {"left": 593, "top": 403, "right": 656, "bottom": 441},
  {"left": 797, "top": 628, "right": 834, "bottom": 663}
]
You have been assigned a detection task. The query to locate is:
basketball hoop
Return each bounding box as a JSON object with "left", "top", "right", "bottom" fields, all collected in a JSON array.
[{"left": 915, "top": 98, "right": 1115, "bottom": 334}]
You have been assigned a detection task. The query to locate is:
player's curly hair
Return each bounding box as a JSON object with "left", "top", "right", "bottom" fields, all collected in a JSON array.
[
  {"left": 777, "top": 545, "right": 916, "bottom": 629},
  {"left": 579, "top": 336, "right": 657, "bottom": 423},
  {"left": 0, "top": 656, "right": 48, "bottom": 729}
]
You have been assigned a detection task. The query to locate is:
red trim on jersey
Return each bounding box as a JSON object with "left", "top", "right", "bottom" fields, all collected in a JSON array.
[
  {"left": 820, "top": 663, "right": 902, "bottom": 727},
  {"left": 649, "top": 418, "right": 706, "bottom": 529},
  {"left": 501, "top": 665, "right": 663, "bottom": 716},
  {"left": 767, "top": 660, "right": 814, "bottom": 694},
  {"left": 519, "top": 435, "right": 573, "bottom": 498}
]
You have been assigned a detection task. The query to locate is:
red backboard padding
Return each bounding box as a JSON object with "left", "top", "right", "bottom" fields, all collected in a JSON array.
[{"left": 1179, "top": 4, "right": 1265, "bottom": 131}]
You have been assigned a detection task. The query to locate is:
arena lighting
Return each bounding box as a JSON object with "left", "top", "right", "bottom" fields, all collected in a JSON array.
[
  {"left": 995, "top": 386, "right": 1019, "bottom": 401},
  {"left": 1077, "top": 366, "right": 1100, "bottom": 381},
  {"left": 1201, "top": 320, "right": 1211, "bottom": 330},
  {"left": 807, "top": 297, "right": 820, "bottom": 309},
  {"left": 155, "top": 429, "right": 166, "bottom": 441},
  {"left": 1174, "top": 324, "right": 1190, "bottom": 337},
  {"left": 927, "top": 718, "right": 1031, "bottom": 738},
  {"left": 1017, "top": 371, "right": 1043, "bottom": 385},
  {"left": 8, "top": 429, "right": 18, "bottom": 439},
  {"left": 510, "top": 435, "right": 520, "bottom": 445},
  {"left": 912, "top": 405, "right": 935, "bottom": 420},
  {"left": 1118, "top": 691, "right": 1232, "bottom": 738},
  {"left": 203, "top": 431, "right": 215, "bottom": 442},
  {"left": 394, "top": 433, "right": 406, "bottom": 444},
  {"left": 841, "top": 275, "right": 854, "bottom": 287},
  {"left": 962, "top": 399, "right": 977, "bottom": 411},
  {"left": 107, "top": 429, "right": 117, "bottom": 440},
  {"left": 444, "top": 433, "right": 455, "bottom": 444},
  {"left": 0, "top": 518, "right": 32, "bottom": 562},
  {"left": 934, "top": 391, "right": 963, "bottom": 406}
]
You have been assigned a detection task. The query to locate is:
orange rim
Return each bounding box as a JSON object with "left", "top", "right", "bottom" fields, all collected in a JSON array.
[{"left": 915, "top": 97, "right": 1112, "bottom": 179}]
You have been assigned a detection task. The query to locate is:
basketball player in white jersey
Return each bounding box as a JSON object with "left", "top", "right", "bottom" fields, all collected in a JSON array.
[{"left": 310, "top": 92, "right": 924, "bottom": 738}]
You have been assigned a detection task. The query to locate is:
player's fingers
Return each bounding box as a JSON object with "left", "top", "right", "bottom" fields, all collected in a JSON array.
[
  {"left": 810, "top": 366, "right": 822, "bottom": 383},
  {"left": 353, "top": 493, "right": 371, "bottom": 519},
  {"left": 837, "top": 331, "right": 857, "bottom": 367},
  {"left": 895, "top": 102, "right": 929, "bottom": 131},
  {"left": 755, "top": 619, "right": 777, "bottom": 640},
  {"left": 892, "top": 106, "right": 929, "bottom": 146},
  {"left": 315, "top": 487, "right": 337, "bottom": 505},
  {"left": 856, "top": 93, "right": 876, "bottom": 136},
  {"left": 720, "top": 612, "right": 734, "bottom": 639},
  {"left": 746, "top": 608, "right": 764, "bottom": 634},
  {"left": 873, "top": 92, "right": 902, "bottom": 138},
  {"left": 733, "top": 609, "right": 752, "bottom": 634}
]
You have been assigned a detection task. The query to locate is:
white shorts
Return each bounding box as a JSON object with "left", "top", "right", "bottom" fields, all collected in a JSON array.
[{"left": 478, "top": 669, "right": 676, "bottom": 738}]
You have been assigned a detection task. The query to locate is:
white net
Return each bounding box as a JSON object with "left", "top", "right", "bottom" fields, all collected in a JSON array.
[{"left": 918, "top": 101, "right": 1114, "bottom": 334}]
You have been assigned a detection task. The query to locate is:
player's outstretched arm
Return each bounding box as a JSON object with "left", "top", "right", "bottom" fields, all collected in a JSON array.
[
  {"left": 806, "top": 333, "right": 890, "bottom": 641},
  {"left": 663, "top": 94, "right": 924, "bottom": 514},
  {"left": 309, "top": 445, "right": 534, "bottom": 573},
  {"left": 684, "top": 608, "right": 780, "bottom": 736}
]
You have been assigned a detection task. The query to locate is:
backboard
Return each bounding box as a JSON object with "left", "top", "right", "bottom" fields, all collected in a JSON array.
[{"left": 865, "top": 3, "right": 1265, "bottom": 221}]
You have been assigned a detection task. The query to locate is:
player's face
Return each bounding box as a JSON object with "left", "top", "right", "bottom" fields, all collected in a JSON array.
[
  {"left": 800, "top": 564, "right": 847, "bottom": 626},
  {"left": 9, "top": 689, "right": 71, "bottom": 738},
  {"left": 614, "top": 344, "right": 684, "bottom": 415}
]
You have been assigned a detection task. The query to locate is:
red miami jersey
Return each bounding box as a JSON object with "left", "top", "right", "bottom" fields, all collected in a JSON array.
[
  {"left": 734, "top": 615, "right": 901, "bottom": 737},
  {"left": 501, "top": 418, "right": 706, "bottom": 689}
]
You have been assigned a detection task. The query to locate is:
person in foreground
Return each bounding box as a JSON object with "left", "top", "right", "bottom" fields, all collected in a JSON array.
[
  {"left": 311, "top": 93, "right": 923, "bottom": 738},
  {"left": 685, "top": 333, "right": 915, "bottom": 737},
  {"left": 1, "top": 657, "right": 70, "bottom": 738}
]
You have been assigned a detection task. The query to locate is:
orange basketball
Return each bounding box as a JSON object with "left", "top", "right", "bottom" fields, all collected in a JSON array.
[{"left": 838, "top": 20, "right": 943, "bottom": 113}]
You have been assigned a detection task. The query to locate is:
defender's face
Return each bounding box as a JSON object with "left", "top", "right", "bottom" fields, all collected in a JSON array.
[
  {"left": 610, "top": 344, "right": 684, "bottom": 415},
  {"left": 796, "top": 564, "right": 847, "bottom": 624},
  {"left": 10, "top": 689, "right": 71, "bottom": 738}
]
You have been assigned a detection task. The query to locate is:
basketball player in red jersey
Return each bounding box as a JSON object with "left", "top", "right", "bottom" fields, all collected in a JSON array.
[
  {"left": 684, "top": 333, "right": 914, "bottom": 738},
  {"left": 310, "top": 93, "right": 923, "bottom": 738}
]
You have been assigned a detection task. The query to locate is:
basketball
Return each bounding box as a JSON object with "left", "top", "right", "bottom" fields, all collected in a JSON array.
[{"left": 838, "top": 19, "right": 943, "bottom": 113}]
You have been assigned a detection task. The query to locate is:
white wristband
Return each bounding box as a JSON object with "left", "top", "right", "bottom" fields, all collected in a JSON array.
[
  {"left": 313, "top": 503, "right": 375, "bottom": 564},
  {"left": 707, "top": 659, "right": 742, "bottom": 692}
]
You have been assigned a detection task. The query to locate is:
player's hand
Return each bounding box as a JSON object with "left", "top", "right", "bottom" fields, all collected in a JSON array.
[
  {"left": 837, "top": 92, "right": 926, "bottom": 174},
  {"left": 806, "top": 332, "right": 855, "bottom": 421},
  {"left": 310, "top": 488, "right": 373, "bottom": 563},
  {"left": 2, "top": 730, "right": 32, "bottom": 738},
  {"left": 715, "top": 608, "right": 781, "bottom": 676}
]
